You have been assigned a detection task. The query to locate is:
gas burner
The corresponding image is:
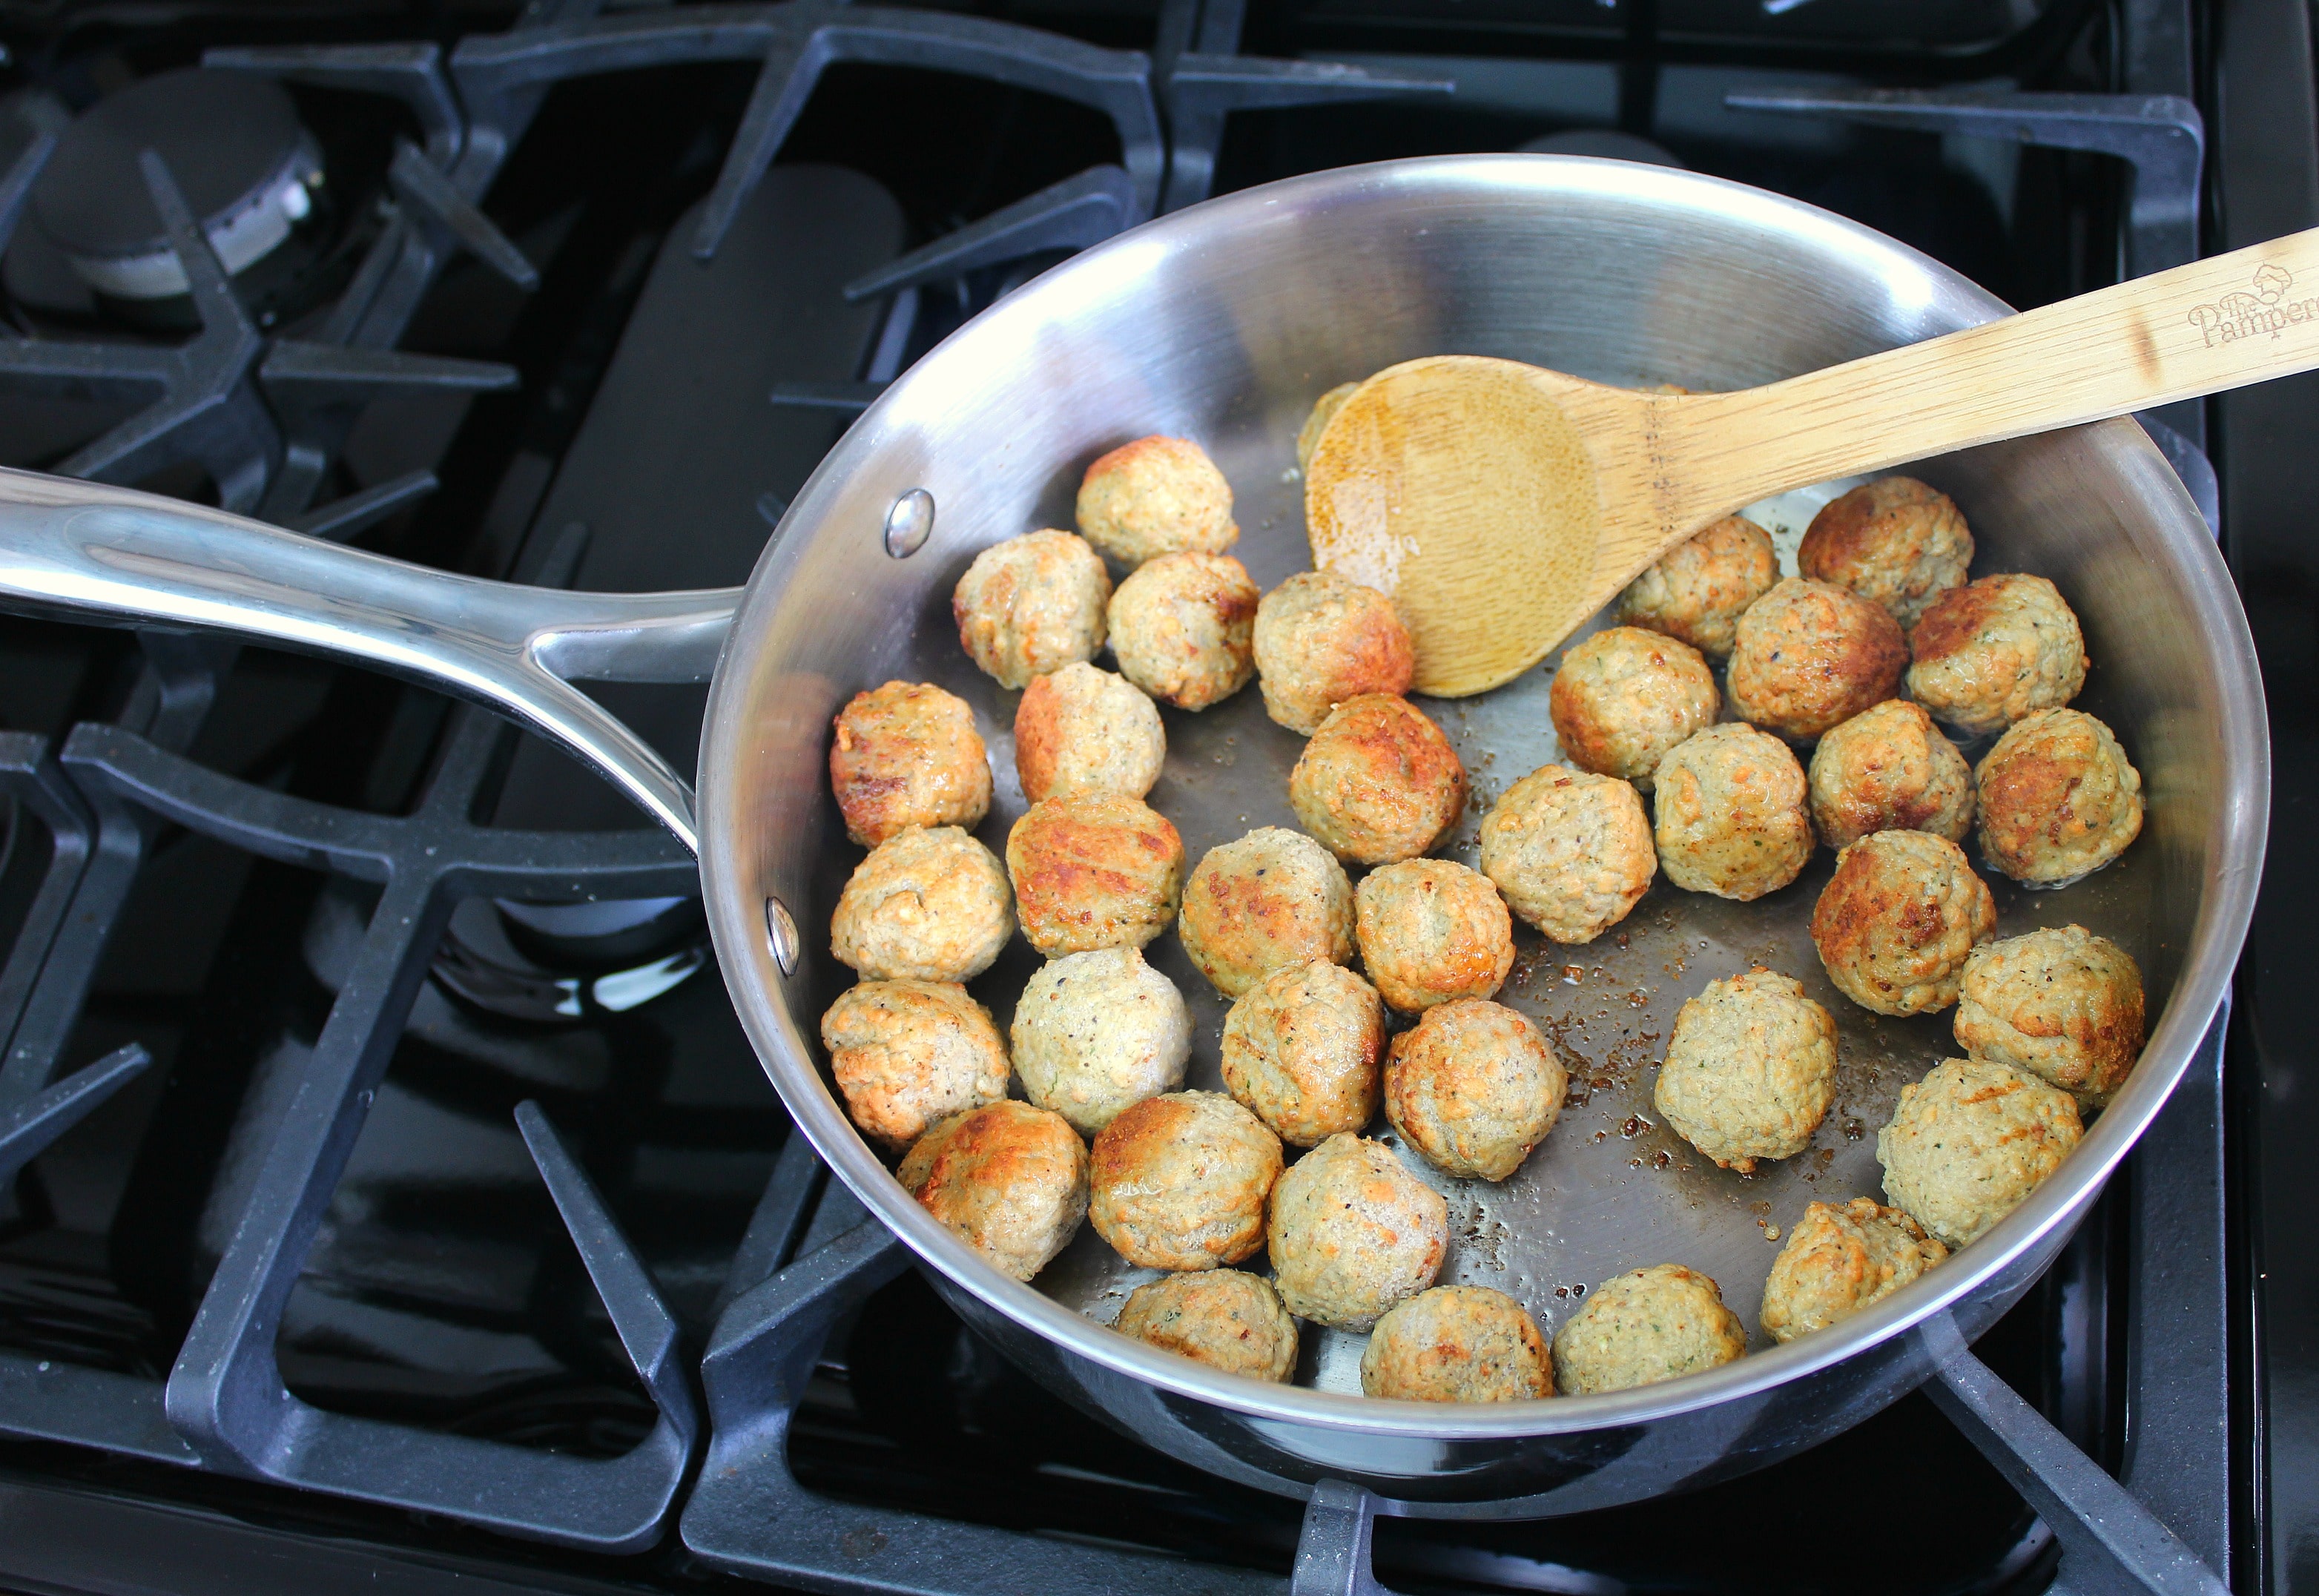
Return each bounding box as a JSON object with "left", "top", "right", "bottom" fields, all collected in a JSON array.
[{"left": 432, "top": 897, "right": 707, "bottom": 1023}]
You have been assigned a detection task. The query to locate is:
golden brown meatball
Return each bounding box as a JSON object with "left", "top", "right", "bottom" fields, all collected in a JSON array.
[
  {"left": 1652, "top": 723, "right": 1814, "bottom": 901},
  {"left": 1876, "top": 1056, "right": 2083, "bottom": 1247},
  {"left": 1652, "top": 967, "right": 1837, "bottom": 1173},
  {"left": 1011, "top": 946, "right": 1190, "bottom": 1136},
  {"left": 831, "top": 826, "right": 1015, "bottom": 982},
  {"left": 1361, "top": 1285, "right": 1553, "bottom": 1402},
  {"left": 1807, "top": 699, "right": 1975, "bottom": 850},
  {"left": 1107, "top": 551, "right": 1259, "bottom": 710},
  {"left": 828, "top": 681, "right": 992, "bottom": 847},
  {"left": 1354, "top": 859, "right": 1516, "bottom": 1013},
  {"left": 1266, "top": 1132, "right": 1448, "bottom": 1330},
  {"left": 1479, "top": 764, "right": 1655, "bottom": 944},
  {"left": 1614, "top": 515, "right": 1778, "bottom": 659},
  {"left": 1726, "top": 577, "right": 1908, "bottom": 742},
  {"left": 1288, "top": 694, "right": 1467, "bottom": 865},
  {"left": 1178, "top": 827, "right": 1355, "bottom": 998},
  {"left": 900, "top": 1101, "right": 1088, "bottom": 1282},
  {"left": 1006, "top": 795, "right": 1184, "bottom": 958},
  {"left": 1974, "top": 708, "right": 2143, "bottom": 887},
  {"left": 1296, "top": 382, "right": 1361, "bottom": 475},
  {"left": 1113, "top": 1269, "right": 1299, "bottom": 1382},
  {"left": 1798, "top": 477, "right": 1973, "bottom": 628},
  {"left": 952, "top": 530, "right": 1111, "bottom": 688},
  {"left": 1089, "top": 1090, "right": 1284, "bottom": 1270},
  {"left": 1759, "top": 1198, "right": 1947, "bottom": 1344},
  {"left": 1014, "top": 662, "right": 1165, "bottom": 804},
  {"left": 1809, "top": 830, "right": 1996, "bottom": 1016},
  {"left": 1251, "top": 570, "right": 1416, "bottom": 735},
  {"left": 1954, "top": 925, "right": 2145, "bottom": 1104},
  {"left": 1550, "top": 1264, "right": 1747, "bottom": 1396},
  {"left": 1220, "top": 960, "right": 1388, "bottom": 1147},
  {"left": 1076, "top": 435, "right": 1238, "bottom": 566},
  {"left": 1384, "top": 998, "right": 1566, "bottom": 1180},
  {"left": 821, "top": 980, "right": 1010, "bottom": 1153},
  {"left": 1907, "top": 574, "right": 2088, "bottom": 738},
  {"left": 1548, "top": 626, "right": 1719, "bottom": 791}
]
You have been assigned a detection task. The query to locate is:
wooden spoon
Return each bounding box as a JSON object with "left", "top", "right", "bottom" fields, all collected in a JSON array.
[{"left": 1307, "top": 226, "right": 2319, "bottom": 696}]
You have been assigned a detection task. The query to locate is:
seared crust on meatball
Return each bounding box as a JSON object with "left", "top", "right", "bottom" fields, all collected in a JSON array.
[
  {"left": 1798, "top": 477, "right": 1973, "bottom": 628},
  {"left": 900, "top": 1101, "right": 1088, "bottom": 1283},
  {"left": 1760, "top": 1198, "right": 1947, "bottom": 1344},
  {"left": 1384, "top": 998, "right": 1566, "bottom": 1181},
  {"left": 1114, "top": 1270, "right": 1300, "bottom": 1382},
  {"left": 1089, "top": 1090, "right": 1284, "bottom": 1270},
  {"left": 1954, "top": 925, "right": 2145, "bottom": 1103},
  {"left": 1810, "top": 830, "right": 1996, "bottom": 1016},
  {"left": 1652, "top": 723, "right": 1814, "bottom": 901},
  {"left": 1727, "top": 577, "right": 1908, "bottom": 742},
  {"left": 828, "top": 682, "right": 992, "bottom": 847},
  {"left": 1807, "top": 699, "right": 1975, "bottom": 850},
  {"left": 1252, "top": 570, "right": 1416, "bottom": 735},
  {"left": 1479, "top": 765, "right": 1655, "bottom": 944},
  {"left": 1266, "top": 1133, "right": 1448, "bottom": 1330},
  {"left": 1974, "top": 708, "right": 2143, "bottom": 887},
  {"left": 1614, "top": 515, "right": 1778, "bottom": 658},
  {"left": 1550, "top": 1264, "right": 1747, "bottom": 1396},
  {"left": 1877, "top": 1056, "right": 2083, "bottom": 1247},
  {"left": 953, "top": 530, "right": 1112, "bottom": 688},
  {"left": 822, "top": 980, "right": 1010, "bottom": 1153},
  {"left": 1011, "top": 947, "right": 1191, "bottom": 1136},
  {"left": 1548, "top": 627, "right": 1719, "bottom": 791},
  {"left": 1907, "top": 574, "right": 2088, "bottom": 739},
  {"left": 1015, "top": 663, "right": 1165, "bottom": 804},
  {"left": 1077, "top": 435, "right": 1238, "bottom": 566},
  {"left": 1296, "top": 383, "right": 1362, "bottom": 475},
  {"left": 1355, "top": 860, "right": 1516, "bottom": 1013},
  {"left": 1361, "top": 1285, "right": 1553, "bottom": 1402},
  {"left": 831, "top": 826, "right": 1015, "bottom": 982},
  {"left": 1221, "top": 960, "right": 1388, "bottom": 1147},
  {"left": 1178, "top": 827, "right": 1356, "bottom": 998},
  {"left": 1006, "top": 795, "right": 1184, "bottom": 957},
  {"left": 1652, "top": 967, "right": 1837, "bottom": 1173},
  {"left": 1289, "top": 694, "right": 1467, "bottom": 865},
  {"left": 1107, "top": 552, "right": 1260, "bottom": 710}
]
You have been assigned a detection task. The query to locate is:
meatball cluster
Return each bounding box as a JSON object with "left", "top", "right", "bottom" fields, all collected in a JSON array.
[
  {"left": 1953, "top": 925, "right": 2145, "bottom": 1103},
  {"left": 1006, "top": 795, "right": 1183, "bottom": 957},
  {"left": 1385, "top": 998, "right": 1566, "bottom": 1181},
  {"left": 1877, "top": 1056, "right": 2083, "bottom": 1247},
  {"left": 901, "top": 1101, "right": 1088, "bottom": 1283},
  {"left": 1807, "top": 699, "right": 1975, "bottom": 850},
  {"left": 1652, "top": 967, "right": 1838, "bottom": 1173},
  {"left": 821, "top": 980, "right": 1009, "bottom": 1152},
  {"left": 953, "top": 530, "right": 1111, "bottom": 687},
  {"left": 1551, "top": 1264, "right": 1747, "bottom": 1396},
  {"left": 1361, "top": 1285, "right": 1552, "bottom": 1403},
  {"left": 1076, "top": 435, "right": 1238, "bottom": 566},
  {"left": 1810, "top": 830, "right": 1996, "bottom": 1016},
  {"left": 1089, "top": 1090, "right": 1284, "bottom": 1270},
  {"left": 1355, "top": 859, "right": 1516, "bottom": 1012},
  {"left": 831, "top": 826, "right": 1015, "bottom": 982},
  {"left": 1266, "top": 1133, "right": 1448, "bottom": 1330},
  {"left": 1759, "top": 1198, "right": 1947, "bottom": 1344},
  {"left": 1798, "top": 477, "right": 1973, "bottom": 628},
  {"left": 1614, "top": 514, "right": 1778, "bottom": 658},
  {"left": 1479, "top": 764, "right": 1655, "bottom": 945},
  {"left": 1014, "top": 663, "right": 1165, "bottom": 804},
  {"left": 1114, "top": 1269, "right": 1299, "bottom": 1382},
  {"left": 1011, "top": 947, "right": 1190, "bottom": 1136},
  {"left": 1907, "top": 574, "right": 2088, "bottom": 738},
  {"left": 1974, "top": 708, "right": 2143, "bottom": 887},
  {"left": 1652, "top": 723, "right": 1814, "bottom": 900},
  {"left": 1727, "top": 577, "right": 1908, "bottom": 742},
  {"left": 828, "top": 681, "right": 992, "bottom": 847},
  {"left": 1251, "top": 570, "right": 1415, "bottom": 734},
  {"left": 1549, "top": 626, "right": 1718, "bottom": 791},
  {"left": 1178, "top": 826, "right": 1355, "bottom": 998},
  {"left": 1289, "top": 693, "right": 1467, "bottom": 865},
  {"left": 1220, "top": 960, "right": 1388, "bottom": 1147},
  {"left": 1107, "top": 551, "right": 1260, "bottom": 710}
]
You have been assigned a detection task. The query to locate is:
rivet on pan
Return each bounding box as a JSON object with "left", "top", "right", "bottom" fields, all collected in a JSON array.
[
  {"left": 765, "top": 897, "right": 799, "bottom": 976},
  {"left": 883, "top": 487, "right": 934, "bottom": 558}
]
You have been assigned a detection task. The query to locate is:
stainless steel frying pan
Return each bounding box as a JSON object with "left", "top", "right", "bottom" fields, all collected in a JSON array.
[{"left": 0, "top": 154, "right": 2266, "bottom": 1516}]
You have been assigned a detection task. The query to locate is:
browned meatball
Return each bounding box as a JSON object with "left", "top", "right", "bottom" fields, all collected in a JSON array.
[
  {"left": 831, "top": 826, "right": 1015, "bottom": 982},
  {"left": 1088, "top": 1090, "right": 1284, "bottom": 1270},
  {"left": 1107, "top": 551, "right": 1260, "bottom": 710},
  {"left": 900, "top": 1101, "right": 1088, "bottom": 1283},
  {"left": 1614, "top": 515, "right": 1778, "bottom": 658},
  {"left": 1478, "top": 765, "right": 1655, "bottom": 945},
  {"left": 1807, "top": 699, "right": 1976, "bottom": 850},
  {"left": 1006, "top": 795, "right": 1184, "bottom": 958},
  {"left": 1288, "top": 694, "right": 1467, "bottom": 865},
  {"left": 1361, "top": 1285, "right": 1553, "bottom": 1402},
  {"left": 821, "top": 980, "right": 1010, "bottom": 1152},
  {"left": 1266, "top": 1132, "right": 1448, "bottom": 1330},
  {"left": 1810, "top": 830, "right": 1996, "bottom": 1016},
  {"left": 1548, "top": 626, "right": 1719, "bottom": 791},
  {"left": 1014, "top": 662, "right": 1166, "bottom": 804},
  {"left": 1383, "top": 998, "right": 1565, "bottom": 1180},
  {"left": 1760, "top": 1198, "right": 1946, "bottom": 1344},
  {"left": 1652, "top": 723, "right": 1814, "bottom": 901},
  {"left": 1251, "top": 570, "right": 1416, "bottom": 735},
  {"left": 1178, "top": 827, "right": 1355, "bottom": 998},
  {"left": 1354, "top": 859, "right": 1516, "bottom": 1013},
  {"left": 1954, "top": 925, "right": 2145, "bottom": 1103},
  {"left": 1974, "top": 708, "right": 2142, "bottom": 887},
  {"left": 952, "top": 530, "right": 1111, "bottom": 687},
  {"left": 1877, "top": 1057, "right": 2082, "bottom": 1247},
  {"left": 1220, "top": 960, "right": 1388, "bottom": 1147},
  {"left": 1907, "top": 574, "right": 2088, "bottom": 738},
  {"left": 1798, "top": 477, "right": 1973, "bottom": 627},
  {"left": 1727, "top": 578, "right": 1908, "bottom": 742},
  {"left": 828, "top": 681, "right": 992, "bottom": 847},
  {"left": 1077, "top": 435, "right": 1238, "bottom": 566},
  {"left": 1113, "top": 1270, "right": 1299, "bottom": 1382}
]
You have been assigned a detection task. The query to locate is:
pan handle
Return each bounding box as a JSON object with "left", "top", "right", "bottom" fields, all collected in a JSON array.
[{"left": 0, "top": 467, "right": 738, "bottom": 854}]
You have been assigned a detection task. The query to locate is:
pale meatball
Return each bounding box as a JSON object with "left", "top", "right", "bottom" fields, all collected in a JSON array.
[
  {"left": 1354, "top": 860, "right": 1516, "bottom": 1014},
  {"left": 1266, "top": 1132, "right": 1448, "bottom": 1330},
  {"left": 1548, "top": 626, "right": 1719, "bottom": 791},
  {"left": 1107, "top": 551, "right": 1259, "bottom": 710},
  {"left": 1384, "top": 998, "right": 1565, "bottom": 1181},
  {"left": 821, "top": 980, "right": 1009, "bottom": 1152},
  {"left": 1810, "top": 830, "right": 1996, "bottom": 1016},
  {"left": 953, "top": 530, "right": 1111, "bottom": 688},
  {"left": 1550, "top": 1264, "right": 1748, "bottom": 1396},
  {"left": 900, "top": 1101, "right": 1087, "bottom": 1283},
  {"left": 1807, "top": 699, "right": 1975, "bottom": 850},
  {"left": 1077, "top": 435, "right": 1238, "bottom": 566},
  {"left": 1089, "top": 1090, "right": 1284, "bottom": 1270},
  {"left": 1798, "top": 477, "right": 1973, "bottom": 628},
  {"left": 1652, "top": 723, "right": 1814, "bottom": 901},
  {"left": 1178, "top": 827, "right": 1356, "bottom": 998},
  {"left": 1954, "top": 925, "right": 2145, "bottom": 1104},
  {"left": 1221, "top": 960, "right": 1388, "bottom": 1147},
  {"left": 828, "top": 682, "right": 992, "bottom": 847},
  {"left": 1011, "top": 947, "right": 1191, "bottom": 1136},
  {"left": 1006, "top": 795, "right": 1184, "bottom": 958},
  {"left": 1759, "top": 1198, "right": 1947, "bottom": 1344},
  {"left": 1113, "top": 1269, "right": 1299, "bottom": 1382},
  {"left": 1296, "top": 381, "right": 1360, "bottom": 474},
  {"left": 1251, "top": 570, "right": 1416, "bottom": 734},
  {"left": 1289, "top": 694, "right": 1467, "bottom": 865},
  {"left": 1727, "top": 577, "right": 1908, "bottom": 742},
  {"left": 1652, "top": 967, "right": 1838, "bottom": 1173},
  {"left": 1361, "top": 1285, "right": 1552, "bottom": 1402},
  {"left": 1014, "top": 662, "right": 1164, "bottom": 804},
  {"left": 1974, "top": 708, "right": 2143, "bottom": 887},
  {"left": 831, "top": 826, "right": 1014, "bottom": 982},
  {"left": 1877, "top": 1056, "right": 2084, "bottom": 1247},
  {"left": 1479, "top": 765, "right": 1655, "bottom": 944},
  {"left": 1907, "top": 574, "right": 2088, "bottom": 738},
  {"left": 1614, "top": 515, "right": 1778, "bottom": 659}
]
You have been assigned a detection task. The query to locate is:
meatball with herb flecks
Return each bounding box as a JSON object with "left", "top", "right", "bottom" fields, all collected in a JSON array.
[
  {"left": 1252, "top": 570, "right": 1415, "bottom": 735},
  {"left": 1221, "top": 960, "right": 1388, "bottom": 1147},
  {"left": 1114, "top": 1269, "right": 1299, "bottom": 1382},
  {"left": 1954, "top": 925, "right": 2144, "bottom": 1104},
  {"left": 1011, "top": 946, "right": 1191, "bottom": 1136},
  {"left": 1807, "top": 699, "right": 1975, "bottom": 850},
  {"left": 953, "top": 530, "right": 1111, "bottom": 688},
  {"left": 1107, "top": 551, "right": 1259, "bottom": 710},
  {"left": 1652, "top": 723, "right": 1814, "bottom": 901},
  {"left": 1614, "top": 515, "right": 1778, "bottom": 659},
  {"left": 1354, "top": 859, "right": 1516, "bottom": 1013},
  {"left": 1089, "top": 1090, "right": 1284, "bottom": 1270},
  {"left": 1550, "top": 1264, "right": 1747, "bottom": 1396},
  {"left": 821, "top": 980, "right": 1009, "bottom": 1153},
  {"left": 1548, "top": 625, "right": 1718, "bottom": 791},
  {"left": 1810, "top": 829, "right": 1996, "bottom": 1016},
  {"left": 1727, "top": 577, "right": 1908, "bottom": 742},
  {"left": 1973, "top": 708, "right": 2142, "bottom": 887},
  {"left": 1652, "top": 967, "right": 1838, "bottom": 1173},
  {"left": 1361, "top": 1285, "right": 1553, "bottom": 1402},
  {"left": 1877, "top": 1056, "right": 2082, "bottom": 1247},
  {"left": 1798, "top": 477, "right": 1973, "bottom": 628},
  {"left": 1289, "top": 693, "right": 1466, "bottom": 865},
  {"left": 1077, "top": 435, "right": 1238, "bottom": 567},
  {"left": 1907, "top": 573, "right": 2088, "bottom": 738},
  {"left": 900, "top": 1101, "right": 1087, "bottom": 1283},
  {"left": 1014, "top": 662, "right": 1165, "bottom": 804},
  {"left": 828, "top": 681, "right": 992, "bottom": 847},
  {"left": 1006, "top": 794, "right": 1183, "bottom": 958},
  {"left": 1384, "top": 998, "right": 1565, "bottom": 1181},
  {"left": 1178, "top": 826, "right": 1355, "bottom": 998},
  {"left": 1479, "top": 764, "right": 1655, "bottom": 945},
  {"left": 831, "top": 826, "right": 1014, "bottom": 983},
  {"left": 1760, "top": 1198, "right": 1947, "bottom": 1344},
  {"left": 1266, "top": 1132, "right": 1448, "bottom": 1330}
]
